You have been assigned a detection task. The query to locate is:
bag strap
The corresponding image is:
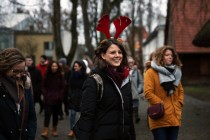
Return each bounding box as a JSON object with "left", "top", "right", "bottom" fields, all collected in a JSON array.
[
  {"left": 73, "top": 74, "right": 103, "bottom": 136},
  {"left": 90, "top": 74, "right": 103, "bottom": 102},
  {"left": 162, "top": 95, "right": 168, "bottom": 105},
  {"left": 136, "top": 69, "right": 140, "bottom": 86}
]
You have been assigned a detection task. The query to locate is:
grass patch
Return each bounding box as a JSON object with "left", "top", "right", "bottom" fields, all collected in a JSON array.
[{"left": 183, "top": 85, "right": 210, "bottom": 102}]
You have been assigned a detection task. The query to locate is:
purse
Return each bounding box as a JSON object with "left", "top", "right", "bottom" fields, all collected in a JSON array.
[{"left": 147, "top": 103, "right": 164, "bottom": 120}]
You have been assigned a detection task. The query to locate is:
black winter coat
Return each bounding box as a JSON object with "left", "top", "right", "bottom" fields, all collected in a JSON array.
[
  {"left": 27, "top": 66, "right": 42, "bottom": 103},
  {"left": 74, "top": 68, "right": 136, "bottom": 140},
  {"left": 68, "top": 71, "right": 87, "bottom": 111},
  {"left": 0, "top": 78, "right": 37, "bottom": 140}
]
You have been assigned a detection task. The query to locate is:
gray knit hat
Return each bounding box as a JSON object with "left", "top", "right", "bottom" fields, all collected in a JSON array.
[{"left": 58, "top": 57, "right": 67, "bottom": 65}]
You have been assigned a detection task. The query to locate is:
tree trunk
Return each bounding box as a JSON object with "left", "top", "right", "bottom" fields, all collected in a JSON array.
[
  {"left": 81, "top": 0, "right": 95, "bottom": 59},
  {"left": 67, "top": 0, "right": 78, "bottom": 65},
  {"left": 137, "top": 0, "right": 144, "bottom": 71},
  {"left": 52, "top": 0, "right": 64, "bottom": 59},
  {"left": 99, "top": 0, "right": 122, "bottom": 41}
]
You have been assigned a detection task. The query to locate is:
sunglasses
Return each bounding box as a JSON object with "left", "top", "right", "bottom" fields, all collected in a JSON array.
[{"left": 11, "top": 69, "right": 26, "bottom": 75}]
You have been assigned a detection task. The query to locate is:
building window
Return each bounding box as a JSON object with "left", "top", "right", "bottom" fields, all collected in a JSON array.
[
  {"left": 0, "top": 35, "right": 11, "bottom": 50},
  {"left": 44, "top": 41, "right": 53, "bottom": 50},
  {"left": 44, "top": 41, "right": 54, "bottom": 58}
]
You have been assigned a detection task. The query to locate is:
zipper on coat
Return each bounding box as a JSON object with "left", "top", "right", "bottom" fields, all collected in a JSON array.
[{"left": 108, "top": 76, "right": 126, "bottom": 132}]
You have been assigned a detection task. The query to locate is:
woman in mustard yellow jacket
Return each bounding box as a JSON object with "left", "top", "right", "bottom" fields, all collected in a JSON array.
[{"left": 144, "top": 45, "right": 184, "bottom": 140}]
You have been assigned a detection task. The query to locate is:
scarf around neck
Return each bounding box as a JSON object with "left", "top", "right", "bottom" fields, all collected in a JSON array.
[
  {"left": 106, "top": 66, "right": 129, "bottom": 88},
  {"left": 0, "top": 76, "right": 25, "bottom": 103},
  {"left": 151, "top": 61, "right": 182, "bottom": 95}
]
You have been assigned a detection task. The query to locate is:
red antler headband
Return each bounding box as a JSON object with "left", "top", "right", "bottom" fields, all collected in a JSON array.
[{"left": 96, "top": 14, "right": 131, "bottom": 39}]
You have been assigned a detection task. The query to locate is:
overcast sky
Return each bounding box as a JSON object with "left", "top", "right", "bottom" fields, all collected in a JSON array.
[
  {"left": 0, "top": 0, "right": 167, "bottom": 50},
  {"left": 0, "top": 0, "right": 167, "bottom": 20}
]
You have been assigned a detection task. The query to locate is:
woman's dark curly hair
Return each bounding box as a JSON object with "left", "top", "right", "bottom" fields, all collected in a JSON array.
[
  {"left": 44, "top": 61, "right": 63, "bottom": 87},
  {"left": 0, "top": 48, "right": 25, "bottom": 75},
  {"left": 45, "top": 61, "right": 62, "bottom": 76},
  {"left": 93, "top": 39, "right": 128, "bottom": 69},
  {"left": 72, "top": 60, "right": 87, "bottom": 74}
]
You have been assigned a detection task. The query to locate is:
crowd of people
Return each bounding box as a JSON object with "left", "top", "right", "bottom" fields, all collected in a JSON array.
[
  {"left": 0, "top": 15, "right": 184, "bottom": 140},
  {"left": 0, "top": 44, "right": 184, "bottom": 140}
]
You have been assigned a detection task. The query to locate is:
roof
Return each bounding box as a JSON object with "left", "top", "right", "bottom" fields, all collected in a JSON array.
[
  {"left": 14, "top": 30, "right": 53, "bottom": 35},
  {"left": 192, "top": 19, "right": 210, "bottom": 47},
  {"left": 143, "top": 25, "right": 165, "bottom": 46},
  {"left": 0, "top": 26, "right": 14, "bottom": 32},
  {"left": 166, "top": 0, "right": 210, "bottom": 53},
  {"left": 0, "top": 13, "right": 33, "bottom": 30}
]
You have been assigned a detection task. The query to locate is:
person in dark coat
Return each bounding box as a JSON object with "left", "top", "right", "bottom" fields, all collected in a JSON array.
[
  {"left": 25, "top": 56, "right": 43, "bottom": 114},
  {"left": 0, "top": 48, "right": 37, "bottom": 140},
  {"left": 58, "top": 57, "right": 70, "bottom": 119},
  {"left": 73, "top": 38, "right": 136, "bottom": 140},
  {"left": 67, "top": 60, "right": 87, "bottom": 138},
  {"left": 41, "top": 61, "right": 67, "bottom": 138},
  {"left": 127, "top": 56, "right": 144, "bottom": 123}
]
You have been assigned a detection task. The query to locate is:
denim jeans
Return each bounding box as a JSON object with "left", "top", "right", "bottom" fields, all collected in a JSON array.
[
  {"left": 152, "top": 126, "right": 179, "bottom": 140},
  {"left": 70, "top": 109, "right": 76, "bottom": 129},
  {"left": 132, "top": 99, "right": 140, "bottom": 121}
]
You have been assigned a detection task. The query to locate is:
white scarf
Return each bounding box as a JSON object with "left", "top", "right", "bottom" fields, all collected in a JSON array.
[{"left": 151, "top": 61, "right": 182, "bottom": 95}]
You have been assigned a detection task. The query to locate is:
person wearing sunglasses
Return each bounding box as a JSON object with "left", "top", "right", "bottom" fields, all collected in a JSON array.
[{"left": 0, "top": 48, "right": 37, "bottom": 140}]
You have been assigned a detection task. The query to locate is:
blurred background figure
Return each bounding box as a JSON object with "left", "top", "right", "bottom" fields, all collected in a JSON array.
[
  {"left": 36, "top": 55, "right": 48, "bottom": 80},
  {"left": 41, "top": 61, "right": 67, "bottom": 138},
  {"left": 25, "top": 55, "right": 43, "bottom": 114},
  {"left": 83, "top": 59, "right": 91, "bottom": 75},
  {"left": 128, "top": 56, "right": 144, "bottom": 123},
  {"left": 0, "top": 48, "right": 37, "bottom": 140},
  {"left": 58, "top": 57, "right": 70, "bottom": 78},
  {"left": 67, "top": 60, "right": 87, "bottom": 138},
  {"left": 36, "top": 55, "right": 48, "bottom": 114},
  {"left": 144, "top": 52, "right": 155, "bottom": 73},
  {"left": 58, "top": 57, "right": 70, "bottom": 120}
]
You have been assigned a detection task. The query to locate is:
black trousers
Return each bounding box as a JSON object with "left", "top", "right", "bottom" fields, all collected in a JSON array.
[{"left": 44, "top": 104, "right": 60, "bottom": 127}]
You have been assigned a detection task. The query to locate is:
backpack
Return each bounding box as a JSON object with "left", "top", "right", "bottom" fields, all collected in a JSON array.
[
  {"left": 90, "top": 74, "right": 103, "bottom": 102},
  {"left": 73, "top": 73, "right": 103, "bottom": 137}
]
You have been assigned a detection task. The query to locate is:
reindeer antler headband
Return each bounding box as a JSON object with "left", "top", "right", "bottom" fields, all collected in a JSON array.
[{"left": 96, "top": 14, "right": 131, "bottom": 42}]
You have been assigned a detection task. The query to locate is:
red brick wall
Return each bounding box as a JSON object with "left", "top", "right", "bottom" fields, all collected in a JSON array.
[{"left": 169, "top": 0, "right": 210, "bottom": 53}]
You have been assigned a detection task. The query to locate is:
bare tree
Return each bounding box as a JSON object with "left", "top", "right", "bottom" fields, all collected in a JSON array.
[
  {"left": 0, "top": 0, "right": 170, "bottom": 66},
  {"left": 32, "top": 8, "right": 53, "bottom": 33},
  {"left": 127, "top": 0, "right": 135, "bottom": 57},
  {"left": 66, "top": 0, "right": 78, "bottom": 65},
  {"left": 52, "top": 0, "right": 64, "bottom": 59},
  {"left": 147, "top": 0, "right": 153, "bottom": 33},
  {"left": 81, "top": 0, "right": 95, "bottom": 59},
  {"left": 16, "top": 37, "right": 38, "bottom": 56},
  {"left": 98, "top": 0, "right": 123, "bottom": 42},
  {"left": 90, "top": 0, "right": 99, "bottom": 45}
]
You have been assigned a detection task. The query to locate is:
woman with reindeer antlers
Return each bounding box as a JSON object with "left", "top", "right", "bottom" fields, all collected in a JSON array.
[{"left": 73, "top": 15, "right": 136, "bottom": 140}]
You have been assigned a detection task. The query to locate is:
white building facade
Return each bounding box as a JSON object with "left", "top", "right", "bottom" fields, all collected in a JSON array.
[{"left": 142, "top": 25, "right": 165, "bottom": 64}]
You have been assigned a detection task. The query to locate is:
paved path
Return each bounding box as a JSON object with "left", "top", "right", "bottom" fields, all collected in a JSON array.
[{"left": 35, "top": 94, "right": 210, "bottom": 140}]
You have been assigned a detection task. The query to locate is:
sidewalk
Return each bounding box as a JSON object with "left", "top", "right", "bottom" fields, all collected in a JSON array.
[{"left": 35, "top": 94, "right": 210, "bottom": 140}]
